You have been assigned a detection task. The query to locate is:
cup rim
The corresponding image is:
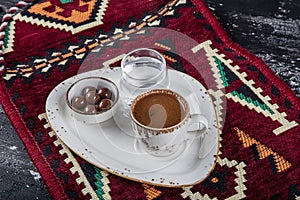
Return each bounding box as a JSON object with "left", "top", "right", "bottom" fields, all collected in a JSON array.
[
  {"left": 130, "top": 89, "right": 190, "bottom": 132},
  {"left": 66, "top": 76, "right": 119, "bottom": 115},
  {"left": 120, "top": 48, "right": 167, "bottom": 85}
]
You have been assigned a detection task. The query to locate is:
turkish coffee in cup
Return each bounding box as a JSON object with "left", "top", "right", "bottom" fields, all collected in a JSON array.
[
  {"left": 131, "top": 90, "right": 187, "bottom": 129},
  {"left": 130, "top": 89, "right": 208, "bottom": 157}
]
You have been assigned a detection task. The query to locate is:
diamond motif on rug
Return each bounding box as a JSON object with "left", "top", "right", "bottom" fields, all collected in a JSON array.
[
  {"left": 26, "top": 0, "right": 109, "bottom": 32},
  {"left": 2, "top": 0, "right": 109, "bottom": 53},
  {"left": 25, "top": 0, "right": 108, "bottom": 24}
]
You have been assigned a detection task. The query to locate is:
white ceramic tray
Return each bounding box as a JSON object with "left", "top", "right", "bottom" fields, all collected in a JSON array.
[{"left": 46, "top": 67, "right": 220, "bottom": 187}]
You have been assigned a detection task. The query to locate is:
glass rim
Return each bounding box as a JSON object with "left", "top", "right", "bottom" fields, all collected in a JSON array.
[{"left": 120, "top": 48, "right": 167, "bottom": 85}]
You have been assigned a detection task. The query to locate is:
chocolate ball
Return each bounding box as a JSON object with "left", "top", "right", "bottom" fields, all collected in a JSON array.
[
  {"left": 98, "top": 87, "right": 112, "bottom": 99},
  {"left": 85, "top": 91, "right": 101, "bottom": 105},
  {"left": 82, "top": 86, "right": 97, "bottom": 96},
  {"left": 71, "top": 96, "right": 86, "bottom": 110},
  {"left": 84, "top": 105, "right": 97, "bottom": 114},
  {"left": 98, "top": 99, "right": 112, "bottom": 111}
]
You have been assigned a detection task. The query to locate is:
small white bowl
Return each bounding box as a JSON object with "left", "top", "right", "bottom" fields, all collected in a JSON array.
[{"left": 66, "top": 77, "right": 119, "bottom": 123}]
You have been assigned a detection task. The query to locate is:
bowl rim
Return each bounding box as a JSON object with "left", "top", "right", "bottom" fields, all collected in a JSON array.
[{"left": 66, "top": 76, "right": 119, "bottom": 115}]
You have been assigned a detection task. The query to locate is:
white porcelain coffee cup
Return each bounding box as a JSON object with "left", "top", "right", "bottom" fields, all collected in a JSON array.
[{"left": 130, "top": 89, "right": 208, "bottom": 157}]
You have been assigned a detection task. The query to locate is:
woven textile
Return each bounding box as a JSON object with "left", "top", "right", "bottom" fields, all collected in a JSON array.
[{"left": 0, "top": 0, "right": 299, "bottom": 199}]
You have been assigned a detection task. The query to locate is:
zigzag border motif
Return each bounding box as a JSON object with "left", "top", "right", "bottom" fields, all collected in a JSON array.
[
  {"left": 94, "top": 167, "right": 111, "bottom": 200},
  {"left": 192, "top": 40, "right": 298, "bottom": 135},
  {"left": 2, "top": 0, "right": 183, "bottom": 77},
  {"left": 2, "top": 0, "right": 110, "bottom": 54},
  {"left": 180, "top": 40, "right": 247, "bottom": 200},
  {"left": 38, "top": 113, "right": 105, "bottom": 200}
]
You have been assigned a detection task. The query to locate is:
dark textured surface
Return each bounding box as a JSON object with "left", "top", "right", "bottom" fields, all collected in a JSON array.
[
  {"left": 0, "top": 105, "right": 51, "bottom": 200},
  {"left": 0, "top": 0, "right": 299, "bottom": 199},
  {"left": 204, "top": 0, "right": 300, "bottom": 96}
]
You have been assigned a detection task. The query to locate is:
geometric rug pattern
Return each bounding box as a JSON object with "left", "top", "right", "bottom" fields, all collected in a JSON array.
[{"left": 0, "top": 0, "right": 299, "bottom": 199}]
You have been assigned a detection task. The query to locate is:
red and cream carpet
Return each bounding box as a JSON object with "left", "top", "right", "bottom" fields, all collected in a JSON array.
[{"left": 0, "top": 0, "right": 299, "bottom": 199}]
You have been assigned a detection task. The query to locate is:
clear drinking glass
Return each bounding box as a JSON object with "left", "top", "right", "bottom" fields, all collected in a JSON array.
[
  {"left": 120, "top": 48, "right": 167, "bottom": 88},
  {"left": 113, "top": 48, "right": 169, "bottom": 136}
]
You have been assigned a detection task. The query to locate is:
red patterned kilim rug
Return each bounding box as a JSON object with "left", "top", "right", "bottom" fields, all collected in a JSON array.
[{"left": 0, "top": 0, "right": 299, "bottom": 199}]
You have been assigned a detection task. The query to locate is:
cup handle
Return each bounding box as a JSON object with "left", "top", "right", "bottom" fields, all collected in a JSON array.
[
  {"left": 185, "top": 114, "right": 208, "bottom": 143},
  {"left": 186, "top": 114, "right": 209, "bottom": 160},
  {"left": 187, "top": 114, "right": 208, "bottom": 134}
]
